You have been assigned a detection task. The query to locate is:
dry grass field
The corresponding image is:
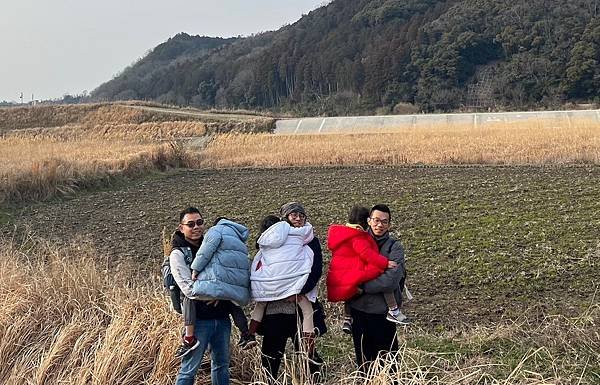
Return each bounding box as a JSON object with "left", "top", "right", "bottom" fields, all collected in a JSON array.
[
  {"left": 0, "top": 103, "right": 274, "bottom": 204},
  {"left": 1, "top": 234, "right": 597, "bottom": 385},
  {"left": 1, "top": 104, "right": 599, "bottom": 384},
  {"left": 199, "top": 120, "right": 600, "bottom": 167}
]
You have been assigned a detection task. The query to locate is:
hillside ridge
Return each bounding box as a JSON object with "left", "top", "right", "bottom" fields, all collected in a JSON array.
[{"left": 92, "top": 0, "right": 600, "bottom": 115}]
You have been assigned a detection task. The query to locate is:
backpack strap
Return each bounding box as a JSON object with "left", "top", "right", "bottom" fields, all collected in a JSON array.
[{"left": 177, "top": 246, "right": 194, "bottom": 266}]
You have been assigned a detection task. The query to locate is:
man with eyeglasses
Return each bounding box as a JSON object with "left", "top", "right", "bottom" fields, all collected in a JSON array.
[
  {"left": 346, "top": 204, "right": 406, "bottom": 371},
  {"left": 169, "top": 207, "right": 233, "bottom": 385}
]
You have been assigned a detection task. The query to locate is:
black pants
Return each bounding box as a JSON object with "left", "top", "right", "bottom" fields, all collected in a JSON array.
[
  {"left": 260, "top": 313, "right": 320, "bottom": 380},
  {"left": 350, "top": 308, "right": 399, "bottom": 370},
  {"left": 230, "top": 304, "right": 249, "bottom": 335}
]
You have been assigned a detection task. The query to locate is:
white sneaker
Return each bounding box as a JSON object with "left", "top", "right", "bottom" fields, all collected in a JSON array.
[{"left": 386, "top": 308, "right": 410, "bottom": 325}]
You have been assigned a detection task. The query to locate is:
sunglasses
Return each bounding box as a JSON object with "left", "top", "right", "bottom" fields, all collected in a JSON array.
[{"left": 182, "top": 219, "right": 205, "bottom": 228}]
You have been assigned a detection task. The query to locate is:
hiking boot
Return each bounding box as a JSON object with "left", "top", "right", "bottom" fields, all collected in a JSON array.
[
  {"left": 386, "top": 308, "right": 410, "bottom": 326},
  {"left": 341, "top": 316, "right": 352, "bottom": 334},
  {"left": 174, "top": 337, "right": 200, "bottom": 359},
  {"left": 237, "top": 333, "right": 258, "bottom": 350}
]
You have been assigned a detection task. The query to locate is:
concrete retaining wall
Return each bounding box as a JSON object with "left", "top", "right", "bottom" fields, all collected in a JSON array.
[{"left": 275, "top": 109, "right": 600, "bottom": 134}]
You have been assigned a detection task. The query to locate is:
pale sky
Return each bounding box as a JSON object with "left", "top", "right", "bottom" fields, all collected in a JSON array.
[{"left": 0, "top": 1, "right": 325, "bottom": 102}]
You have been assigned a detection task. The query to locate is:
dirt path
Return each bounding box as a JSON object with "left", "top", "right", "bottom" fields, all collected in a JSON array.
[
  {"left": 126, "top": 105, "right": 272, "bottom": 121},
  {"left": 3, "top": 165, "right": 599, "bottom": 326}
]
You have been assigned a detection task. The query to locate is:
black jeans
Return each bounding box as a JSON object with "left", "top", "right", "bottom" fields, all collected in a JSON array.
[
  {"left": 260, "top": 313, "right": 320, "bottom": 380},
  {"left": 350, "top": 308, "right": 399, "bottom": 370}
]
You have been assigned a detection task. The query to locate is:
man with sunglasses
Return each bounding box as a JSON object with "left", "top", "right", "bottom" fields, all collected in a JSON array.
[
  {"left": 347, "top": 204, "right": 406, "bottom": 371},
  {"left": 169, "top": 207, "right": 233, "bottom": 385}
]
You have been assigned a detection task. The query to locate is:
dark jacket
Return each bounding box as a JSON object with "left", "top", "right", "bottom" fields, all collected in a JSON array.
[
  {"left": 300, "top": 237, "right": 323, "bottom": 294},
  {"left": 347, "top": 230, "right": 405, "bottom": 315}
]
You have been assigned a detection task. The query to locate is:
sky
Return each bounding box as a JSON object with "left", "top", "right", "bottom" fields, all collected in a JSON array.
[{"left": 0, "top": 0, "right": 325, "bottom": 102}]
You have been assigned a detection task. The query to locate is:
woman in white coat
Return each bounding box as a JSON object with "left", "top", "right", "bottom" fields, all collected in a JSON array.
[
  {"left": 250, "top": 203, "right": 325, "bottom": 381},
  {"left": 249, "top": 215, "right": 316, "bottom": 338}
]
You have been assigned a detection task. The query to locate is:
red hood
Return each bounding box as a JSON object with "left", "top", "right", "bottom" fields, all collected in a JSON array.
[{"left": 327, "top": 224, "right": 365, "bottom": 250}]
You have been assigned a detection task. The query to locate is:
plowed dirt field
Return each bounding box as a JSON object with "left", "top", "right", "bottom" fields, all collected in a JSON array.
[{"left": 3, "top": 165, "right": 599, "bottom": 326}]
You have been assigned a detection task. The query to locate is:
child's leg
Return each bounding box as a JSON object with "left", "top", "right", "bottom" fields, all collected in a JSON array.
[
  {"left": 230, "top": 304, "right": 249, "bottom": 335},
  {"left": 384, "top": 291, "right": 409, "bottom": 325},
  {"left": 297, "top": 296, "right": 315, "bottom": 333},
  {"left": 174, "top": 296, "right": 202, "bottom": 358},
  {"left": 182, "top": 296, "right": 196, "bottom": 339},
  {"left": 250, "top": 302, "right": 267, "bottom": 322},
  {"left": 383, "top": 291, "right": 399, "bottom": 311},
  {"left": 344, "top": 302, "right": 352, "bottom": 318},
  {"left": 248, "top": 302, "right": 267, "bottom": 336},
  {"left": 341, "top": 301, "right": 353, "bottom": 332}
]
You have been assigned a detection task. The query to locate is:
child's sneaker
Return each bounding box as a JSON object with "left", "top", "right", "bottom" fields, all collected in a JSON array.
[
  {"left": 386, "top": 308, "right": 410, "bottom": 325},
  {"left": 341, "top": 316, "right": 353, "bottom": 334},
  {"left": 175, "top": 337, "right": 200, "bottom": 359},
  {"left": 238, "top": 333, "right": 258, "bottom": 350}
]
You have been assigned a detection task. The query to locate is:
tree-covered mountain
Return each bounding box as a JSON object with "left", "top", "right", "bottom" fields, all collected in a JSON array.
[{"left": 91, "top": 0, "right": 600, "bottom": 114}]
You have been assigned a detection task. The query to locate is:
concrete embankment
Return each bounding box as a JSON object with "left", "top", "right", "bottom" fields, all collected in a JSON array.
[{"left": 275, "top": 109, "right": 600, "bottom": 134}]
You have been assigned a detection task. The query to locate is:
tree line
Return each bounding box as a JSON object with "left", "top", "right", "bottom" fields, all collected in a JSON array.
[{"left": 91, "top": 0, "right": 600, "bottom": 115}]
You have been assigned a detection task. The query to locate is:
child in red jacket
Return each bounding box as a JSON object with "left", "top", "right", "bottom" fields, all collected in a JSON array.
[{"left": 326, "top": 206, "right": 408, "bottom": 333}]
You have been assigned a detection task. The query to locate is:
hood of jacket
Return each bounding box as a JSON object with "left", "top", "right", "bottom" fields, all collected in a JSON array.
[
  {"left": 327, "top": 224, "right": 365, "bottom": 250},
  {"left": 171, "top": 230, "right": 201, "bottom": 255},
  {"left": 215, "top": 219, "right": 249, "bottom": 242},
  {"left": 258, "top": 221, "right": 313, "bottom": 249}
]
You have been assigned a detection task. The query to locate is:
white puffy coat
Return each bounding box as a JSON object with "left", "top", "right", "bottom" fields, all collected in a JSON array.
[{"left": 250, "top": 221, "right": 314, "bottom": 302}]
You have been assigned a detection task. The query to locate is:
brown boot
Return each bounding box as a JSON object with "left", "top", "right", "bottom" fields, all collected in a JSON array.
[{"left": 248, "top": 319, "right": 261, "bottom": 336}]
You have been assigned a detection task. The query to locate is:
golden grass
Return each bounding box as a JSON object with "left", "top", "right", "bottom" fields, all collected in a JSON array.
[
  {"left": 0, "top": 103, "right": 209, "bottom": 204},
  {"left": 0, "top": 137, "right": 196, "bottom": 203},
  {"left": 0, "top": 235, "right": 180, "bottom": 385},
  {"left": 199, "top": 120, "right": 600, "bottom": 167},
  {"left": 0, "top": 102, "right": 277, "bottom": 204},
  {"left": 5, "top": 121, "right": 206, "bottom": 141},
  {"left": 0, "top": 233, "right": 597, "bottom": 385},
  {"left": 0, "top": 103, "right": 205, "bottom": 131}
]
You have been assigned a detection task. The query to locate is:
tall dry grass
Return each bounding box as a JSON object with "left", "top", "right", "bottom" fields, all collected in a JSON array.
[
  {"left": 0, "top": 103, "right": 209, "bottom": 204},
  {"left": 0, "top": 234, "right": 597, "bottom": 384},
  {"left": 0, "top": 138, "right": 196, "bottom": 203},
  {"left": 0, "top": 102, "right": 279, "bottom": 205},
  {"left": 0, "top": 104, "right": 206, "bottom": 132},
  {"left": 199, "top": 120, "right": 600, "bottom": 167},
  {"left": 0, "top": 235, "right": 178, "bottom": 385}
]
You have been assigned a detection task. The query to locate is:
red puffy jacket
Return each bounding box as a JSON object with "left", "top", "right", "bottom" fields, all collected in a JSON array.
[{"left": 326, "top": 224, "right": 389, "bottom": 302}]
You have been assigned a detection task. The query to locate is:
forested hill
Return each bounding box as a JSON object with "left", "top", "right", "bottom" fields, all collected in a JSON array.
[{"left": 91, "top": 0, "right": 600, "bottom": 115}]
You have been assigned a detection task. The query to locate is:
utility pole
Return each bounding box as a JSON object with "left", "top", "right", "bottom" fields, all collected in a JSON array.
[{"left": 19, "top": 92, "right": 23, "bottom": 104}]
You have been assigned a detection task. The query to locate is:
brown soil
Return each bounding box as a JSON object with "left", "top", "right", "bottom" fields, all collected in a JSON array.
[{"left": 2, "top": 165, "right": 599, "bottom": 327}]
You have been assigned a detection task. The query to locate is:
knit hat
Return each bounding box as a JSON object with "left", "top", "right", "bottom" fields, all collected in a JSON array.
[{"left": 280, "top": 202, "right": 306, "bottom": 218}]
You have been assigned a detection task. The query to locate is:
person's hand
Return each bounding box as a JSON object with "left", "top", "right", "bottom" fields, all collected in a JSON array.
[
  {"left": 191, "top": 271, "right": 198, "bottom": 281},
  {"left": 387, "top": 260, "right": 398, "bottom": 269},
  {"left": 206, "top": 299, "right": 220, "bottom": 306}
]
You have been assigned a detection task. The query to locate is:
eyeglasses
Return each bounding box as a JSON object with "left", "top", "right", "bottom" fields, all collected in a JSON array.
[
  {"left": 182, "top": 219, "right": 205, "bottom": 228},
  {"left": 369, "top": 217, "right": 390, "bottom": 226},
  {"left": 289, "top": 212, "right": 306, "bottom": 219}
]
